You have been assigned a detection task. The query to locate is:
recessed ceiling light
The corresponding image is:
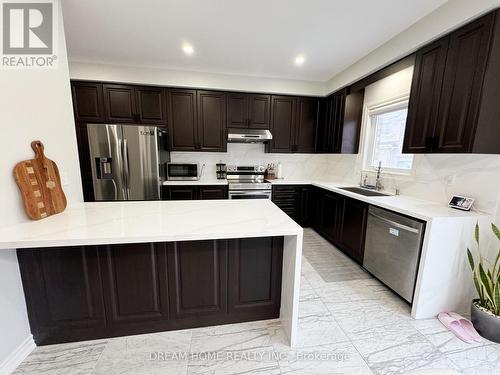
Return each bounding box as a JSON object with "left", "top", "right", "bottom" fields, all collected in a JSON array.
[
  {"left": 295, "top": 54, "right": 305, "bottom": 66},
  {"left": 182, "top": 42, "right": 194, "bottom": 55}
]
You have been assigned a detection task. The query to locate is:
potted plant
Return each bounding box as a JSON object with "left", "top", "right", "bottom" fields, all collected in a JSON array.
[{"left": 467, "top": 223, "right": 500, "bottom": 343}]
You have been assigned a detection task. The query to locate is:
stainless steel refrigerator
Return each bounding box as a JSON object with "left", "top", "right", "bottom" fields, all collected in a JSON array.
[{"left": 87, "top": 124, "right": 169, "bottom": 201}]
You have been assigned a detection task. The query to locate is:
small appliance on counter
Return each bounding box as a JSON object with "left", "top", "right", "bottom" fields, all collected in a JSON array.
[
  {"left": 167, "top": 163, "right": 201, "bottom": 181},
  {"left": 216, "top": 162, "right": 227, "bottom": 180}
]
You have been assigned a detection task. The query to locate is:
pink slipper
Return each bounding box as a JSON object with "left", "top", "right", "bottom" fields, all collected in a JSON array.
[
  {"left": 438, "top": 312, "right": 475, "bottom": 343},
  {"left": 447, "top": 312, "right": 482, "bottom": 342}
]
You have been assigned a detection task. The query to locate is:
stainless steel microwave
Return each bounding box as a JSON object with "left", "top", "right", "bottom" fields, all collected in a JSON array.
[{"left": 167, "top": 163, "right": 200, "bottom": 181}]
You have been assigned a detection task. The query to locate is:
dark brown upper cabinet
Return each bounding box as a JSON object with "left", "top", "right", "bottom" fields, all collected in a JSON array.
[
  {"left": 167, "top": 89, "right": 226, "bottom": 152},
  {"left": 227, "top": 93, "right": 270, "bottom": 129},
  {"left": 403, "top": 37, "right": 449, "bottom": 153},
  {"left": 71, "top": 82, "right": 105, "bottom": 123},
  {"left": 317, "top": 88, "right": 364, "bottom": 154},
  {"left": 135, "top": 86, "right": 167, "bottom": 124},
  {"left": 404, "top": 10, "right": 500, "bottom": 154},
  {"left": 197, "top": 91, "right": 227, "bottom": 152},
  {"left": 268, "top": 95, "right": 319, "bottom": 153},
  {"left": 295, "top": 97, "right": 318, "bottom": 153},
  {"left": 167, "top": 89, "right": 198, "bottom": 151},
  {"left": 103, "top": 84, "right": 166, "bottom": 125}
]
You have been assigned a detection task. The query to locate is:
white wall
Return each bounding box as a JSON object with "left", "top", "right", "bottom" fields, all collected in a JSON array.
[
  {"left": 69, "top": 62, "right": 324, "bottom": 96},
  {"left": 325, "top": 0, "right": 500, "bottom": 94},
  {"left": 0, "top": 1, "right": 82, "bottom": 372}
]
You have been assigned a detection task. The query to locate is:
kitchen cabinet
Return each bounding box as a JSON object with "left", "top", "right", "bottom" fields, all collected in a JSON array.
[
  {"left": 227, "top": 93, "right": 271, "bottom": 129},
  {"left": 404, "top": 11, "right": 500, "bottom": 154},
  {"left": 100, "top": 242, "right": 170, "bottom": 332},
  {"left": 167, "top": 240, "right": 227, "bottom": 319},
  {"left": 162, "top": 185, "right": 227, "bottom": 200},
  {"left": 309, "top": 187, "right": 368, "bottom": 264},
  {"left": 228, "top": 237, "right": 282, "bottom": 317},
  {"left": 338, "top": 197, "right": 368, "bottom": 264},
  {"left": 102, "top": 84, "right": 167, "bottom": 125},
  {"left": 271, "top": 185, "right": 310, "bottom": 226},
  {"left": 71, "top": 82, "right": 105, "bottom": 123},
  {"left": 268, "top": 96, "right": 319, "bottom": 153},
  {"left": 17, "top": 246, "right": 106, "bottom": 345},
  {"left": 317, "top": 88, "right": 364, "bottom": 154},
  {"left": 197, "top": 91, "right": 227, "bottom": 151},
  {"left": 18, "top": 237, "right": 283, "bottom": 345},
  {"left": 168, "top": 89, "right": 226, "bottom": 152}
]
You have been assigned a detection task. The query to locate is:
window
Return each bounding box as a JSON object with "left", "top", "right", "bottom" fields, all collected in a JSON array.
[{"left": 365, "top": 100, "right": 413, "bottom": 173}]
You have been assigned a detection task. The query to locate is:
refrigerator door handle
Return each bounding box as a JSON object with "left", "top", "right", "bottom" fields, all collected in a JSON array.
[
  {"left": 123, "top": 139, "right": 131, "bottom": 199},
  {"left": 117, "top": 138, "right": 127, "bottom": 199}
]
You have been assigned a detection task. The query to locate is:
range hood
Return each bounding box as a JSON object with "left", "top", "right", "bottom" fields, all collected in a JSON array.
[{"left": 227, "top": 128, "right": 273, "bottom": 143}]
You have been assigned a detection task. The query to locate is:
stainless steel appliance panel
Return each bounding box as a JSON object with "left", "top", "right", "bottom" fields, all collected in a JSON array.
[
  {"left": 121, "top": 125, "right": 161, "bottom": 200},
  {"left": 228, "top": 190, "right": 272, "bottom": 199},
  {"left": 87, "top": 124, "right": 127, "bottom": 201},
  {"left": 363, "top": 206, "right": 425, "bottom": 303}
]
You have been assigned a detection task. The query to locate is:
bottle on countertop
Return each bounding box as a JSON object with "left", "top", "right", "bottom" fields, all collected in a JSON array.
[{"left": 276, "top": 162, "right": 283, "bottom": 179}]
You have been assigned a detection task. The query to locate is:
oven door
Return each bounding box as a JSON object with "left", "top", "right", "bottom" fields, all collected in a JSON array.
[
  {"left": 167, "top": 163, "right": 199, "bottom": 180},
  {"left": 229, "top": 190, "right": 272, "bottom": 199}
]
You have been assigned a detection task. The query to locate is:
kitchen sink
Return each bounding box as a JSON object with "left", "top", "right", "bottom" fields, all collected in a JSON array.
[{"left": 339, "top": 187, "right": 389, "bottom": 197}]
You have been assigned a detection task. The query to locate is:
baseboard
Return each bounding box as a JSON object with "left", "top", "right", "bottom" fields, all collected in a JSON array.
[{"left": 0, "top": 335, "right": 35, "bottom": 375}]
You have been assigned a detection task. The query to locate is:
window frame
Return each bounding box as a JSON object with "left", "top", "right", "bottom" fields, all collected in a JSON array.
[{"left": 361, "top": 95, "right": 414, "bottom": 176}]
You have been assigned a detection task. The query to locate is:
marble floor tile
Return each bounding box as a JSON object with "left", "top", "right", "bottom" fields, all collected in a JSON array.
[
  {"left": 14, "top": 228, "right": 496, "bottom": 375},
  {"left": 13, "top": 339, "right": 108, "bottom": 375},
  {"left": 93, "top": 330, "right": 191, "bottom": 375}
]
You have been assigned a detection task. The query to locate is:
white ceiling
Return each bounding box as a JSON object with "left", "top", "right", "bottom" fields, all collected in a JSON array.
[{"left": 62, "top": 0, "right": 448, "bottom": 82}]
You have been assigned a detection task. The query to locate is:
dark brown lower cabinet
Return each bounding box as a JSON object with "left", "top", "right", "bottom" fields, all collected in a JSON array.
[
  {"left": 17, "top": 236, "right": 283, "bottom": 345},
  {"left": 228, "top": 237, "right": 283, "bottom": 319},
  {"left": 162, "top": 185, "right": 228, "bottom": 200},
  {"left": 271, "top": 185, "right": 309, "bottom": 227},
  {"left": 309, "top": 187, "right": 368, "bottom": 264}
]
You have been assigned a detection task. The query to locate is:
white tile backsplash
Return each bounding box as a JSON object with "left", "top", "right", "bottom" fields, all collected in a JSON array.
[{"left": 171, "top": 144, "right": 500, "bottom": 217}]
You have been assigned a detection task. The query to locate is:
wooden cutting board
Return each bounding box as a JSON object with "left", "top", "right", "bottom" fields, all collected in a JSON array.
[{"left": 13, "top": 141, "right": 67, "bottom": 220}]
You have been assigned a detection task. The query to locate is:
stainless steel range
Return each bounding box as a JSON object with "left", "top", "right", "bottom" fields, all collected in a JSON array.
[{"left": 227, "top": 165, "right": 272, "bottom": 199}]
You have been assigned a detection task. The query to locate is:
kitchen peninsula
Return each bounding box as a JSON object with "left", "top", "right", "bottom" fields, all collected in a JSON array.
[{"left": 0, "top": 200, "right": 303, "bottom": 347}]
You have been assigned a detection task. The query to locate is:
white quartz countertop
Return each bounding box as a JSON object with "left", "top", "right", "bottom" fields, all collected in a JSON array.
[
  {"left": 0, "top": 200, "right": 302, "bottom": 250},
  {"left": 310, "top": 181, "right": 483, "bottom": 221},
  {"left": 163, "top": 180, "right": 228, "bottom": 185}
]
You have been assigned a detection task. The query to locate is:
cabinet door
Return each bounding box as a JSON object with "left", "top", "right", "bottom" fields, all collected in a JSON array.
[
  {"left": 228, "top": 237, "right": 282, "bottom": 317},
  {"left": 165, "top": 186, "right": 197, "bottom": 200},
  {"left": 227, "top": 93, "right": 248, "bottom": 128},
  {"left": 248, "top": 95, "right": 271, "bottom": 129},
  {"left": 135, "top": 86, "right": 167, "bottom": 125},
  {"left": 71, "top": 82, "right": 105, "bottom": 123},
  {"left": 100, "top": 243, "right": 169, "bottom": 331},
  {"left": 167, "top": 89, "right": 198, "bottom": 151},
  {"left": 199, "top": 186, "right": 227, "bottom": 200},
  {"left": 269, "top": 96, "right": 295, "bottom": 153},
  {"left": 103, "top": 84, "right": 137, "bottom": 123},
  {"left": 167, "top": 240, "right": 227, "bottom": 319},
  {"left": 272, "top": 185, "right": 299, "bottom": 220},
  {"left": 338, "top": 198, "right": 368, "bottom": 264},
  {"left": 318, "top": 191, "right": 342, "bottom": 243},
  {"left": 342, "top": 89, "right": 364, "bottom": 154},
  {"left": 298, "top": 186, "right": 310, "bottom": 227},
  {"left": 316, "top": 96, "right": 334, "bottom": 153},
  {"left": 435, "top": 13, "right": 494, "bottom": 153},
  {"left": 403, "top": 37, "right": 449, "bottom": 153},
  {"left": 332, "top": 92, "right": 346, "bottom": 153},
  {"left": 295, "top": 97, "right": 318, "bottom": 153},
  {"left": 197, "top": 91, "right": 226, "bottom": 152},
  {"left": 17, "top": 246, "right": 106, "bottom": 345}
]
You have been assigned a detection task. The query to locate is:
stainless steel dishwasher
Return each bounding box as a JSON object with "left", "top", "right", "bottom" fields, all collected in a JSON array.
[{"left": 363, "top": 206, "right": 425, "bottom": 303}]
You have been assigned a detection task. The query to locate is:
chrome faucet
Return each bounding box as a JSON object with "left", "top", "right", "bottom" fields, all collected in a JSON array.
[{"left": 375, "top": 161, "right": 383, "bottom": 191}]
